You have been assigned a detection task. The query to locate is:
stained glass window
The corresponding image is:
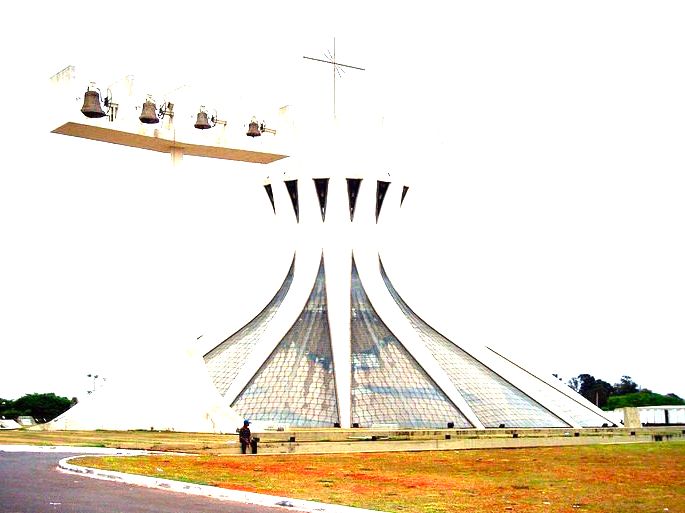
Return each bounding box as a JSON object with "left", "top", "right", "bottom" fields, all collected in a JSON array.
[
  {"left": 350, "top": 259, "right": 471, "bottom": 429},
  {"left": 204, "top": 256, "right": 295, "bottom": 396},
  {"left": 486, "top": 347, "right": 615, "bottom": 427},
  {"left": 379, "top": 259, "right": 569, "bottom": 428},
  {"left": 231, "top": 257, "right": 339, "bottom": 427}
]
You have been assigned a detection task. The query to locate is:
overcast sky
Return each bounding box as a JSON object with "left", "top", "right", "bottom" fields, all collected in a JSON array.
[{"left": 1, "top": 1, "right": 683, "bottom": 402}]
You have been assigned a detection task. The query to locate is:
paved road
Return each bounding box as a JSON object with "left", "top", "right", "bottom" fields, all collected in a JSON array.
[{"left": 0, "top": 451, "right": 298, "bottom": 513}]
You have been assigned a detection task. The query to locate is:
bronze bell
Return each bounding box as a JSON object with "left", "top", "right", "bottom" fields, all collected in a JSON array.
[
  {"left": 81, "top": 90, "right": 106, "bottom": 118},
  {"left": 139, "top": 100, "right": 159, "bottom": 124},
  {"left": 246, "top": 120, "right": 261, "bottom": 137},
  {"left": 194, "top": 110, "right": 211, "bottom": 130}
]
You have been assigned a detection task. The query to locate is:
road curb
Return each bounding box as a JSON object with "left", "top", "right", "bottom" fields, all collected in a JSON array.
[
  {"left": 0, "top": 444, "right": 154, "bottom": 455},
  {"left": 58, "top": 452, "right": 387, "bottom": 513}
]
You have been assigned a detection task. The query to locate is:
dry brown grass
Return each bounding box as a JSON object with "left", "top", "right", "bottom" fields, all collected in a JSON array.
[
  {"left": 3, "top": 429, "right": 683, "bottom": 512},
  {"left": 74, "top": 443, "right": 684, "bottom": 513},
  {"left": 0, "top": 429, "right": 230, "bottom": 451}
]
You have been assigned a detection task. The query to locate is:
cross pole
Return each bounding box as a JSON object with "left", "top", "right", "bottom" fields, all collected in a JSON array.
[{"left": 303, "top": 38, "right": 365, "bottom": 118}]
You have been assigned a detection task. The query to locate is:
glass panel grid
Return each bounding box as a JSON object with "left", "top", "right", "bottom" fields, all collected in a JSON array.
[
  {"left": 486, "top": 348, "right": 614, "bottom": 427},
  {"left": 232, "top": 258, "right": 339, "bottom": 427},
  {"left": 204, "top": 257, "right": 295, "bottom": 396},
  {"left": 380, "top": 260, "right": 569, "bottom": 428},
  {"left": 350, "top": 260, "right": 471, "bottom": 429}
]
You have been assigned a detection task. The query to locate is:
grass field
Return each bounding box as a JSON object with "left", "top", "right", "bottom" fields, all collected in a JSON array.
[
  {"left": 0, "top": 428, "right": 231, "bottom": 451},
  {"left": 2, "top": 430, "right": 683, "bottom": 512},
  {"left": 72, "top": 443, "right": 684, "bottom": 513}
]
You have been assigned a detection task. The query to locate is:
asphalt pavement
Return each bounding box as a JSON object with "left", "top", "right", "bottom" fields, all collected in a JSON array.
[{"left": 0, "top": 450, "right": 304, "bottom": 513}]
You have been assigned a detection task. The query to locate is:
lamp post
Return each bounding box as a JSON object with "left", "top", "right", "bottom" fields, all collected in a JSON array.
[{"left": 86, "top": 373, "right": 105, "bottom": 394}]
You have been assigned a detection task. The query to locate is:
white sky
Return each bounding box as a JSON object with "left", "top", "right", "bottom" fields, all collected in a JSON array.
[{"left": 1, "top": 1, "right": 684, "bottom": 401}]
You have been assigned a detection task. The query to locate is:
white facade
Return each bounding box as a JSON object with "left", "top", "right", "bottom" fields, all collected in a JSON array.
[
  {"left": 0, "top": 419, "right": 22, "bottom": 430},
  {"left": 46, "top": 345, "right": 244, "bottom": 433},
  {"left": 613, "top": 405, "right": 685, "bottom": 426}
]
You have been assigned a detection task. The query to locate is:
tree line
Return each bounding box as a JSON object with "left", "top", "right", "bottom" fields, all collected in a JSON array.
[
  {"left": 562, "top": 374, "right": 684, "bottom": 410},
  {"left": 0, "top": 393, "right": 75, "bottom": 423}
]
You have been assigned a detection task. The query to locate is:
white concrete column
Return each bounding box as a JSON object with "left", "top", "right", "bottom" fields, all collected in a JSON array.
[
  {"left": 170, "top": 146, "right": 183, "bottom": 166},
  {"left": 324, "top": 177, "right": 355, "bottom": 428}
]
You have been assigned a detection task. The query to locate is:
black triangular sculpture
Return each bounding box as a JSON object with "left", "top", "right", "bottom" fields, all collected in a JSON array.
[
  {"left": 375, "top": 180, "right": 390, "bottom": 222},
  {"left": 401, "top": 185, "right": 409, "bottom": 206},
  {"left": 285, "top": 180, "right": 299, "bottom": 223},
  {"left": 313, "top": 178, "right": 330, "bottom": 222},
  {"left": 346, "top": 178, "right": 362, "bottom": 222},
  {"left": 264, "top": 184, "right": 276, "bottom": 214}
]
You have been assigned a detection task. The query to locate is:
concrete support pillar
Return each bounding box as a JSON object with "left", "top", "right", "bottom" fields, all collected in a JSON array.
[
  {"left": 170, "top": 147, "right": 184, "bottom": 166},
  {"left": 623, "top": 407, "right": 641, "bottom": 428}
]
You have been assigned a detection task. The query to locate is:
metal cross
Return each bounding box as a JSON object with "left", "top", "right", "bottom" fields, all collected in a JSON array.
[{"left": 303, "top": 38, "right": 365, "bottom": 118}]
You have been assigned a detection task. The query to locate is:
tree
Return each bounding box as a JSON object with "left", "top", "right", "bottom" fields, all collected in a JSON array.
[
  {"left": 10, "top": 393, "right": 72, "bottom": 422},
  {"left": 588, "top": 379, "right": 614, "bottom": 408},
  {"left": 567, "top": 374, "right": 614, "bottom": 408},
  {"left": 568, "top": 375, "right": 584, "bottom": 393},
  {"left": 568, "top": 373, "right": 596, "bottom": 394},
  {"left": 568, "top": 372, "right": 682, "bottom": 410},
  {"left": 613, "top": 375, "right": 639, "bottom": 396},
  {"left": 0, "top": 398, "right": 19, "bottom": 420}
]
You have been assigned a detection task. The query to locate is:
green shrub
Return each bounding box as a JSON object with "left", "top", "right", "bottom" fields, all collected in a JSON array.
[{"left": 605, "top": 391, "right": 685, "bottom": 410}]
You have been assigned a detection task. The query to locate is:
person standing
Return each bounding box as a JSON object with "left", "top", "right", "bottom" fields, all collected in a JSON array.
[{"left": 239, "top": 419, "right": 252, "bottom": 454}]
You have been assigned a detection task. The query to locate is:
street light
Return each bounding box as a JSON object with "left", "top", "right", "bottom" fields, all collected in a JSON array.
[{"left": 87, "top": 373, "right": 105, "bottom": 394}]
